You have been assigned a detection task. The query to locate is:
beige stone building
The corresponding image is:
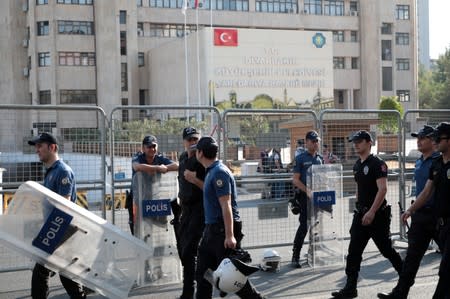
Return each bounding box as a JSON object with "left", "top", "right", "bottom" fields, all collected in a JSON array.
[{"left": 0, "top": 0, "right": 418, "bottom": 123}]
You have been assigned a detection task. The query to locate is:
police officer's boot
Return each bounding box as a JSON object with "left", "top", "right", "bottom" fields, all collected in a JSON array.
[
  {"left": 331, "top": 275, "right": 358, "bottom": 298},
  {"left": 291, "top": 247, "right": 301, "bottom": 268},
  {"left": 377, "top": 285, "right": 408, "bottom": 299}
]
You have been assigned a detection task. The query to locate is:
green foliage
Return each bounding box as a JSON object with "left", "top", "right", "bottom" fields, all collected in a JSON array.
[
  {"left": 115, "top": 118, "right": 207, "bottom": 142},
  {"left": 418, "top": 46, "right": 450, "bottom": 109},
  {"left": 237, "top": 114, "right": 270, "bottom": 145},
  {"left": 378, "top": 96, "right": 403, "bottom": 134}
]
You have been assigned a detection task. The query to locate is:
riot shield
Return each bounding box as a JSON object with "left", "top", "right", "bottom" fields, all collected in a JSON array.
[
  {"left": 132, "top": 171, "right": 181, "bottom": 286},
  {"left": 0, "top": 181, "right": 151, "bottom": 299},
  {"left": 307, "top": 164, "right": 344, "bottom": 268}
]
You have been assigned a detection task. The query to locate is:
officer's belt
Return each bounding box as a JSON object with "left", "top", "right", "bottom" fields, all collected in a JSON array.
[{"left": 355, "top": 201, "right": 387, "bottom": 214}]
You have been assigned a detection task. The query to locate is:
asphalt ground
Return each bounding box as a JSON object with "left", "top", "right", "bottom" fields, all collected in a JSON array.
[{"left": 0, "top": 241, "right": 441, "bottom": 299}]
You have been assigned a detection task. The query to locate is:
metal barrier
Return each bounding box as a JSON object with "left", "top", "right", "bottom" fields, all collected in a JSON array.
[
  {"left": 222, "top": 109, "right": 318, "bottom": 248},
  {"left": 0, "top": 104, "right": 107, "bottom": 272},
  {"left": 109, "top": 105, "right": 222, "bottom": 232},
  {"left": 0, "top": 105, "right": 447, "bottom": 274}
]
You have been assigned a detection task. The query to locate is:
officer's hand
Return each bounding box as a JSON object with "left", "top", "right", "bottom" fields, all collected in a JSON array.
[
  {"left": 224, "top": 236, "right": 237, "bottom": 249},
  {"left": 362, "top": 210, "right": 375, "bottom": 226},
  {"left": 401, "top": 210, "right": 412, "bottom": 225},
  {"left": 158, "top": 165, "right": 168, "bottom": 173},
  {"left": 184, "top": 170, "right": 196, "bottom": 183}
]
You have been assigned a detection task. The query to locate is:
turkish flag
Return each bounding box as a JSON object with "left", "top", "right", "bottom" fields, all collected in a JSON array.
[{"left": 214, "top": 29, "right": 238, "bottom": 46}]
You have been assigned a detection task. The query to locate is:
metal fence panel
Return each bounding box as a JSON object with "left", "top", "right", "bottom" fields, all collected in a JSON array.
[
  {"left": 0, "top": 105, "right": 107, "bottom": 272},
  {"left": 109, "top": 106, "right": 222, "bottom": 232},
  {"left": 222, "top": 109, "right": 318, "bottom": 248},
  {"left": 319, "top": 110, "right": 402, "bottom": 239}
]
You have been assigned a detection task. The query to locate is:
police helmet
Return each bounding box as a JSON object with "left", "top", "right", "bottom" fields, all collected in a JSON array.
[
  {"left": 212, "top": 258, "right": 259, "bottom": 294},
  {"left": 259, "top": 249, "right": 282, "bottom": 272}
]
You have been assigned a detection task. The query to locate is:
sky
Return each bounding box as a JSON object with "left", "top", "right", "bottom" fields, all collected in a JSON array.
[{"left": 429, "top": 0, "right": 450, "bottom": 59}]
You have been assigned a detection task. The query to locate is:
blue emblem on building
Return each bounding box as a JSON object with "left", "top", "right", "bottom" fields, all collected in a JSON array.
[{"left": 312, "top": 33, "right": 326, "bottom": 48}]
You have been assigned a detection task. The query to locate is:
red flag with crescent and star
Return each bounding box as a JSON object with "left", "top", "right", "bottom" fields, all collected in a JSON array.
[{"left": 214, "top": 29, "right": 238, "bottom": 46}]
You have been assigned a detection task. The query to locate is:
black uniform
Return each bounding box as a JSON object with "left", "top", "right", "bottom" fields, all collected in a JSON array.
[
  {"left": 345, "top": 155, "right": 403, "bottom": 284},
  {"left": 430, "top": 156, "right": 450, "bottom": 298},
  {"left": 176, "top": 151, "right": 206, "bottom": 299}
]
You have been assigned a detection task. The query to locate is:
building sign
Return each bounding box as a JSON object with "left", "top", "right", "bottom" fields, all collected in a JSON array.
[{"left": 206, "top": 28, "right": 334, "bottom": 109}]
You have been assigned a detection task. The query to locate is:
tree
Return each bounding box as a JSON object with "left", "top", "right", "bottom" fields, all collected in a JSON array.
[
  {"left": 378, "top": 96, "right": 403, "bottom": 134},
  {"left": 418, "top": 64, "right": 438, "bottom": 109},
  {"left": 238, "top": 114, "right": 270, "bottom": 145},
  {"left": 433, "top": 47, "right": 450, "bottom": 109}
]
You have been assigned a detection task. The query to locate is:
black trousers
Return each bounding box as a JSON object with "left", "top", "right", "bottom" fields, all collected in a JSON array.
[
  {"left": 195, "top": 221, "right": 262, "bottom": 299},
  {"left": 177, "top": 203, "right": 204, "bottom": 298},
  {"left": 292, "top": 193, "right": 308, "bottom": 258},
  {"left": 31, "top": 263, "right": 85, "bottom": 299},
  {"left": 397, "top": 209, "right": 438, "bottom": 292},
  {"left": 345, "top": 207, "right": 403, "bottom": 279},
  {"left": 433, "top": 222, "right": 450, "bottom": 299}
]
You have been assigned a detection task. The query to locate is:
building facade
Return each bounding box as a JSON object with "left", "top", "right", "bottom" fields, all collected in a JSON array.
[
  {"left": 416, "top": 0, "right": 430, "bottom": 69},
  {"left": 0, "top": 0, "right": 418, "bottom": 123}
]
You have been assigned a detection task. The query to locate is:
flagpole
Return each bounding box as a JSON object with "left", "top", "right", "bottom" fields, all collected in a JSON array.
[
  {"left": 196, "top": 6, "right": 201, "bottom": 121},
  {"left": 183, "top": 1, "right": 190, "bottom": 118}
]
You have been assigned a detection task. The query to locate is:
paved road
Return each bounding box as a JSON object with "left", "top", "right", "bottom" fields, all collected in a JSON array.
[{"left": 0, "top": 242, "right": 441, "bottom": 299}]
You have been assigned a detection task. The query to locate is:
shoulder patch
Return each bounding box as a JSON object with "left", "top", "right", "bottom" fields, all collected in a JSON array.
[
  {"left": 216, "top": 179, "right": 224, "bottom": 187},
  {"left": 61, "top": 177, "right": 69, "bottom": 185},
  {"left": 381, "top": 164, "right": 387, "bottom": 173}
]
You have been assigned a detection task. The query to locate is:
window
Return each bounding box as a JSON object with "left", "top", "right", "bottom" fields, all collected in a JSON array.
[
  {"left": 351, "top": 57, "right": 358, "bottom": 69},
  {"left": 397, "top": 90, "right": 410, "bottom": 102},
  {"left": 121, "top": 63, "right": 128, "bottom": 91},
  {"left": 349, "top": 1, "right": 357, "bottom": 12},
  {"left": 137, "top": 0, "right": 143, "bottom": 6},
  {"left": 149, "top": 23, "right": 197, "bottom": 38},
  {"left": 381, "top": 40, "right": 392, "bottom": 61},
  {"left": 38, "top": 52, "right": 51, "bottom": 67},
  {"left": 197, "top": 0, "right": 249, "bottom": 11},
  {"left": 39, "top": 90, "right": 51, "bottom": 105},
  {"left": 381, "top": 23, "right": 392, "bottom": 35},
  {"left": 121, "top": 98, "right": 129, "bottom": 122},
  {"left": 333, "top": 31, "right": 344, "bottom": 42},
  {"left": 137, "top": 22, "right": 144, "bottom": 36},
  {"left": 255, "top": 0, "right": 298, "bottom": 13},
  {"left": 396, "top": 58, "right": 410, "bottom": 70},
  {"left": 350, "top": 31, "right": 357, "bottom": 42},
  {"left": 338, "top": 90, "right": 344, "bottom": 104},
  {"left": 120, "top": 10, "right": 127, "bottom": 24},
  {"left": 396, "top": 5, "right": 409, "bottom": 20},
  {"left": 324, "top": 0, "right": 344, "bottom": 16},
  {"left": 37, "top": 21, "right": 49, "bottom": 36},
  {"left": 57, "top": 0, "right": 93, "bottom": 4},
  {"left": 59, "top": 52, "right": 96, "bottom": 66},
  {"left": 382, "top": 67, "right": 393, "bottom": 91},
  {"left": 304, "top": 0, "right": 322, "bottom": 15},
  {"left": 58, "top": 21, "right": 94, "bottom": 35},
  {"left": 333, "top": 57, "right": 345, "bottom": 69},
  {"left": 37, "top": 0, "right": 48, "bottom": 5},
  {"left": 120, "top": 31, "right": 127, "bottom": 55},
  {"left": 396, "top": 32, "right": 409, "bottom": 45},
  {"left": 60, "top": 90, "right": 97, "bottom": 104},
  {"left": 56, "top": 0, "right": 93, "bottom": 5},
  {"left": 138, "top": 52, "right": 145, "bottom": 67}
]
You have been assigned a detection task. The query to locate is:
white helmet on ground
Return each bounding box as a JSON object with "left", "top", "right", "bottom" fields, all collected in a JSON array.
[
  {"left": 259, "top": 249, "right": 282, "bottom": 272},
  {"left": 212, "top": 258, "right": 260, "bottom": 294}
]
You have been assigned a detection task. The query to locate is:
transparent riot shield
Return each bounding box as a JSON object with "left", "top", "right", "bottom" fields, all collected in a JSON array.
[
  {"left": 132, "top": 171, "right": 181, "bottom": 286},
  {"left": 0, "top": 181, "right": 151, "bottom": 299},
  {"left": 307, "top": 164, "right": 344, "bottom": 268}
]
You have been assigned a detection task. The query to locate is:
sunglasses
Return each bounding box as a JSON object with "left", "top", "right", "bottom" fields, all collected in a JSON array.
[
  {"left": 144, "top": 144, "right": 157, "bottom": 149},
  {"left": 435, "top": 136, "right": 449, "bottom": 143},
  {"left": 187, "top": 137, "right": 199, "bottom": 142}
]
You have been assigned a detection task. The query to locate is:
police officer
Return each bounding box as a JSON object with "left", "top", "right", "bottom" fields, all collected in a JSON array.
[
  {"left": 332, "top": 130, "right": 403, "bottom": 298},
  {"left": 194, "top": 136, "right": 264, "bottom": 299},
  {"left": 28, "top": 132, "right": 86, "bottom": 299},
  {"left": 130, "top": 135, "right": 178, "bottom": 233},
  {"left": 176, "top": 127, "right": 205, "bottom": 299},
  {"left": 291, "top": 130, "right": 323, "bottom": 268},
  {"left": 401, "top": 122, "right": 450, "bottom": 298},
  {"left": 378, "top": 125, "right": 440, "bottom": 298}
]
